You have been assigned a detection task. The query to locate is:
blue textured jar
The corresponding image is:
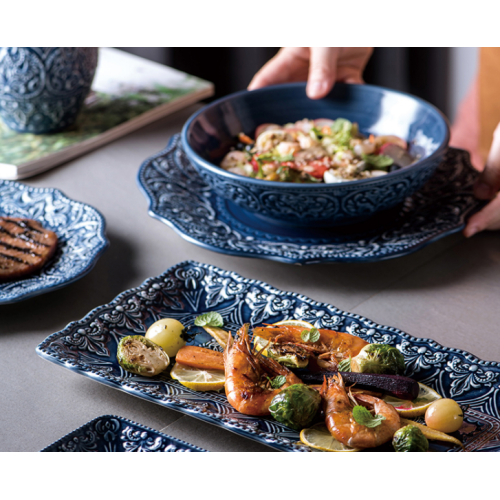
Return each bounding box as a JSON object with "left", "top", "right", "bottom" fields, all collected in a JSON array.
[{"left": 0, "top": 47, "right": 98, "bottom": 133}]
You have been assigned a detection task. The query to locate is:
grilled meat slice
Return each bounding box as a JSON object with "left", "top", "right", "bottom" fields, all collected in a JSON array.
[{"left": 0, "top": 217, "right": 58, "bottom": 282}]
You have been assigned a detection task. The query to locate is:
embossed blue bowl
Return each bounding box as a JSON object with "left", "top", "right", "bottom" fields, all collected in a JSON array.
[{"left": 181, "top": 83, "right": 450, "bottom": 226}]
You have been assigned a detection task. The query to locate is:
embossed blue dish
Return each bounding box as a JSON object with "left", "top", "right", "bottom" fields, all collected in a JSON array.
[
  {"left": 37, "top": 261, "right": 500, "bottom": 452},
  {"left": 138, "top": 136, "right": 482, "bottom": 264},
  {"left": 40, "top": 415, "right": 206, "bottom": 452},
  {"left": 181, "top": 83, "right": 450, "bottom": 226},
  {"left": 0, "top": 180, "right": 108, "bottom": 304}
]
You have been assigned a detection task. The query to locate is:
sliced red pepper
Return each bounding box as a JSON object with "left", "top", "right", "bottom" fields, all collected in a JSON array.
[
  {"left": 238, "top": 132, "right": 254, "bottom": 145},
  {"left": 378, "top": 143, "right": 395, "bottom": 154},
  {"left": 251, "top": 157, "right": 260, "bottom": 172}
]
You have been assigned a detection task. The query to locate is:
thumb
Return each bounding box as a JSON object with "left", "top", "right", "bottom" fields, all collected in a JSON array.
[
  {"left": 306, "top": 47, "right": 339, "bottom": 99},
  {"left": 463, "top": 192, "right": 500, "bottom": 237},
  {"left": 474, "top": 122, "right": 500, "bottom": 199}
]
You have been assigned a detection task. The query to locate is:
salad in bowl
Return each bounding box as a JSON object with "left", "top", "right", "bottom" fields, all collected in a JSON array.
[{"left": 221, "top": 118, "right": 415, "bottom": 184}]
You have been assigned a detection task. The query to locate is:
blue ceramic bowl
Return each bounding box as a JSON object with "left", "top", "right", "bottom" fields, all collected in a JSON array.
[{"left": 181, "top": 83, "right": 450, "bottom": 226}]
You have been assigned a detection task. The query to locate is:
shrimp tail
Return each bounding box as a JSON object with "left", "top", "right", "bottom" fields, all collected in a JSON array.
[
  {"left": 320, "top": 375, "right": 327, "bottom": 396},
  {"left": 321, "top": 372, "right": 344, "bottom": 395}
]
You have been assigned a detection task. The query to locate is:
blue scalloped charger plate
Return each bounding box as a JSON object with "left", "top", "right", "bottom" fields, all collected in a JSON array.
[
  {"left": 40, "top": 414, "right": 206, "bottom": 452},
  {"left": 37, "top": 261, "right": 500, "bottom": 452},
  {"left": 137, "top": 135, "right": 484, "bottom": 264},
  {"left": 0, "top": 180, "right": 108, "bottom": 304}
]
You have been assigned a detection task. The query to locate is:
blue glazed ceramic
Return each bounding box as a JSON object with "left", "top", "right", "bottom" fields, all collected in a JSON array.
[
  {"left": 181, "top": 83, "right": 450, "bottom": 226},
  {"left": 37, "top": 261, "right": 500, "bottom": 452},
  {"left": 0, "top": 180, "right": 108, "bottom": 304},
  {"left": 40, "top": 415, "right": 207, "bottom": 452},
  {"left": 0, "top": 47, "right": 98, "bottom": 133},
  {"left": 138, "top": 135, "right": 483, "bottom": 264}
]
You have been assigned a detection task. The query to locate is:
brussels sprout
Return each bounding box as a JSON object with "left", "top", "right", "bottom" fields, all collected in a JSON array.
[
  {"left": 254, "top": 336, "right": 309, "bottom": 369},
  {"left": 269, "top": 384, "right": 321, "bottom": 431},
  {"left": 350, "top": 344, "right": 405, "bottom": 375},
  {"left": 393, "top": 425, "right": 429, "bottom": 452},
  {"left": 267, "top": 345, "right": 309, "bottom": 369},
  {"left": 117, "top": 335, "right": 170, "bottom": 377}
]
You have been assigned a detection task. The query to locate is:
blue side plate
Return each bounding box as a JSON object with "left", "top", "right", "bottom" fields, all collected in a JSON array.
[
  {"left": 138, "top": 135, "right": 483, "bottom": 264},
  {"left": 0, "top": 180, "right": 108, "bottom": 304},
  {"left": 40, "top": 414, "right": 206, "bottom": 452},
  {"left": 37, "top": 261, "right": 500, "bottom": 452}
]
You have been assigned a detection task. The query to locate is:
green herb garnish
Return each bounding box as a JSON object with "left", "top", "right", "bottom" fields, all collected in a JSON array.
[
  {"left": 194, "top": 312, "right": 224, "bottom": 328},
  {"left": 310, "top": 126, "right": 323, "bottom": 139},
  {"left": 352, "top": 405, "right": 386, "bottom": 428},
  {"left": 338, "top": 357, "right": 352, "bottom": 372},
  {"left": 329, "top": 118, "right": 354, "bottom": 148},
  {"left": 256, "top": 152, "right": 295, "bottom": 163},
  {"left": 300, "top": 327, "right": 320, "bottom": 343},
  {"left": 268, "top": 375, "right": 287, "bottom": 389},
  {"left": 362, "top": 153, "right": 394, "bottom": 170}
]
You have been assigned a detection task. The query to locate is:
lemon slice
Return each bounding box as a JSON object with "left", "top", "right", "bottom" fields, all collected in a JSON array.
[
  {"left": 170, "top": 362, "right": 225, "bottom": 391},
  {"left": 273, "top": 319, "right": 315, "bottom": 329},
  {"left": 383, "top": 383, "right": 442, "bottom": 417},
  {"left": 399, "top": 418, "right": 464, "bottom": 449},
  {"left": 254, "top": 335, "right": 271, "bottom": 355},
  {"left": 300, "top": 423, "right": 360, "bottom": 452}
]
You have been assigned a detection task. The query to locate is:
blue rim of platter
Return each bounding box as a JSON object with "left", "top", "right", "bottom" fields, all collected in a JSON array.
[
  {"left": 40, "top": 414, "right": 207, "bottom": 452},
  {"left": 137, "top": 135, "right": 484, "bottom": 265},
  {"left": 36, "top": 260, "right": 500, "bottom": 452},
  {"left": 0, "top": 180, "right": 109, "bottom": 304}
]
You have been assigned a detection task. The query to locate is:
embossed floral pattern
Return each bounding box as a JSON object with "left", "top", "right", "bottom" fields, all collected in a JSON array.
[
  {"left": 399, "top": 341, "right": 447, "bottom": 375},
  {"left": 445, "top": 357, "right": 499, "bottom": 398}
]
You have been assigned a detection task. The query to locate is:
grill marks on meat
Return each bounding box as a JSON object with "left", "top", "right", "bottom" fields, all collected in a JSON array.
[{"left": 0, "top": 217, "right": 58, "bottom": 282}]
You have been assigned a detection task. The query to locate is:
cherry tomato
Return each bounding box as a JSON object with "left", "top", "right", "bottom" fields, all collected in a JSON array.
[{"left": 303, "top": 160, "right": 329, "bottom": 179}]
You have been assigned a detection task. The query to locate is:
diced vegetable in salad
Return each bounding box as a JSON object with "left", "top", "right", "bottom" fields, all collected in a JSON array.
[{"left": 220, "top": 118, "right": 416, "bottom": 183}]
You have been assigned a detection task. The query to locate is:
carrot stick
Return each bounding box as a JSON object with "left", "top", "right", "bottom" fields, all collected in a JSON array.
[{"left": 175, "top": 346, "right": 224, "bottom": 371}]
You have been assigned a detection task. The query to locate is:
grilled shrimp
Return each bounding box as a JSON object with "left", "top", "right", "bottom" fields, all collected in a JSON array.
[
  {"left": 255, "top": 129, "right": 295, "bottom": 151},
  {"left": 220, "top": 150, "right": 247, "bottom": 169},
  {"left": 224, "top": 324, "right": 303, "bottom": 416},
  {"left": 373, "top": 134, "right": 407, "bottom": 150},
  {"left": 321, "top": 374, "right": 400, "bottom": 448}
]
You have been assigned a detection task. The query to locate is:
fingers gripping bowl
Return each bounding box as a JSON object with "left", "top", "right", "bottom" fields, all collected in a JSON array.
[{"left": 181, "top": 83, "right": 450, "bottom": 226}]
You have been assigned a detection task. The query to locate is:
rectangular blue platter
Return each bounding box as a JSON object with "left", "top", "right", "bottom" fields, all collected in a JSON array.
[{"left": 36, "top": 261, "right": 500, "bottom": 452}]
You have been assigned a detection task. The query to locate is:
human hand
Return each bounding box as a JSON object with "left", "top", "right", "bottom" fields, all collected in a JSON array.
[
  {"left": 464, "top": 122, "right": 500, "bottom": 237},
  {"left": 248, "top": 47, "right": 373, "bottom": 99}
]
